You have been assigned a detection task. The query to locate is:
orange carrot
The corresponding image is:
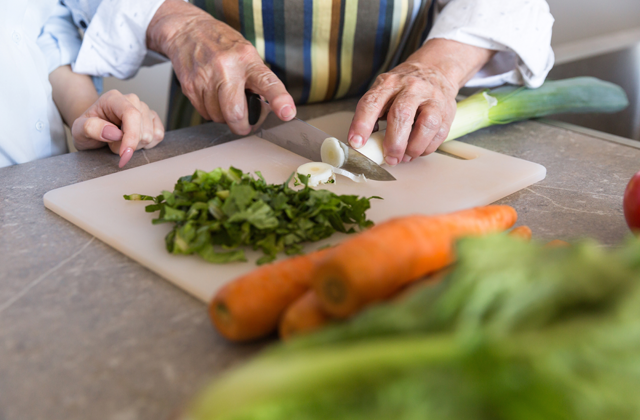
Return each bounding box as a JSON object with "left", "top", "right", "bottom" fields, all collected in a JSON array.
[
  {"left": 209, "top": 248, "right": 330, "bottom": 342},
  {"left": 312, "top": 205, "right": 518, "bottom": 318},
  {"left": 508, "top": 225, "right": 532, "bottom": 241},
  {"left": 545, "top": 239, "right": 571, "bottom": 248},
  {"left": 279, "top": 291, "right": 332, "bottom": 340}
]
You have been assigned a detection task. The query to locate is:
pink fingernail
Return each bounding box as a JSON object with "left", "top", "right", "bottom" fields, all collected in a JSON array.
[
  {"left": 402, "top": 154, "right": 412, "bottom": 163},
  {"left": 102, "top": 125, "right": 122, "bottom": 141},
  {"left": 281, "top": 105, "right": 295, "bottom": 120},
  {"left": 385, "top": 156, "right": 399, "bottom": 166},
  {"left": 350, "top": 135, "right": 363, "bottom": 148},
  {"left": 119, "top": 147, "right": 134, "bottom": 168}
]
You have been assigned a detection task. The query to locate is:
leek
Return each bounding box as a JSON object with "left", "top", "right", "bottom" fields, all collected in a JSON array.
[{"left": 446, "top": 76, "right": 629, "bottom": 141}]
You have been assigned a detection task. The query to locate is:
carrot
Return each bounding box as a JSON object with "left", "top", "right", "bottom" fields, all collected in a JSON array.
[
  {"left": 508, "top": 225, "right": 532, "bottom": 241},
  {"left": 279, "top": 291, "right": 332, "bottom": 340},
  {"left": 312, "top": 205, "right": 518, "bottom": 318},
  {"left": 545, "top": 239, "right": 571, "bottom": 248},
  {"left": 209, "top": 248, "right": 330, "bottom": 342}
]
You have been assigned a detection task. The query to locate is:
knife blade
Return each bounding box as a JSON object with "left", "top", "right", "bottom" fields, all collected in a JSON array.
[{"left": 246, "top": 92, "right": 395, "bottom": 181}]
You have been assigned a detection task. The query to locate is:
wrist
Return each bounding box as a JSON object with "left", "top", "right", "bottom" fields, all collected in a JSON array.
[
  {"left": 146, "top": 0, "right": 206, "bottom": 57},
  {"left": 411, "top": 38, "right": 495, "bottom": 90}
]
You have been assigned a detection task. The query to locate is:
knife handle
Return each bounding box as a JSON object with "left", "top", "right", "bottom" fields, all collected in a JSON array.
[{"left": 246, "top": 91, "right": 261, "bottom": 126}]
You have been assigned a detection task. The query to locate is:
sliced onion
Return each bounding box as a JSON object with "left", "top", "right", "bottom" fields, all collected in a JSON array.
[
  {"left": 321, "top": 137, "right": 348, "bottom": 167},
  {"left": 297, "top": 162, "right": 335, "bottom": 186},
  {"left": 333, "top": 167, "right": 367, "bottom": 183}
]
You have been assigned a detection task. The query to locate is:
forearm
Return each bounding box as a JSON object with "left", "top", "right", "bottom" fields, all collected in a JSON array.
[
  {"left": 146, "top": 0, "right": 206, "bottom": 57},
  {"left": 49, "top": 65, "right": 99, "bottom": 127},
  {"left": 410, "top": 38, "right": 496, "bottom": 90}
]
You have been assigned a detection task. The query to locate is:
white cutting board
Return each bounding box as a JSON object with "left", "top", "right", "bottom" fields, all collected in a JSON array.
[{"left": 44, "top": 112, "right": 545, "bottom": 303}]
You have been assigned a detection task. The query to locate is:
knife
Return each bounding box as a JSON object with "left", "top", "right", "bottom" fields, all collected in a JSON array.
[{"left": 246, "top": 92, "right": 396, "bottom": 181}]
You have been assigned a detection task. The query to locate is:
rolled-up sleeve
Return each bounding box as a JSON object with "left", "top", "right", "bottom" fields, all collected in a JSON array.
[
  {"left": 72, "top": 0, "right": 167, "bottom": 79},
  {"left": 427, "top": 0, "right": 555, "bottom": 88},
  {"left": 37, "top": 1, "right": 83, "bottom": 74}
]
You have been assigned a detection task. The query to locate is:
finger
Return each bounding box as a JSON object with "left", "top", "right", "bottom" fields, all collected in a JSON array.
[
  {"left": 245, "top": 63, "right": 296, "bottom": 121},
  {"left": 348, "top": 86, "right": 395, "bottom": 149},
  {"left": 183, "top": 85, "right": 212, "bottom": 121},
  {"left": 144, "top": 111, "right": 165, "bottom": 149},
  {"left": 405, "top": 100, "right": 443, "bottom": 159},
  {"left": 202, "top": 85, "right": 225, "bottom": 123},
  {"left": 71, "top": 116, "right": 123, "bottom": 150},
  {"left": 137, "top": 102, "right": 155, "bottom": 149},
  {"left": 218, "top": 80, "right": 251, "bottom": 135},
  {"left": 101, "top": 93, "right": 143, "bottom": 167},
  {"left": 421, "top": 99, "right": 456, "bottom": 156},
  {"left": 382, "top": 93, "right": 422, "bottom": 165}
]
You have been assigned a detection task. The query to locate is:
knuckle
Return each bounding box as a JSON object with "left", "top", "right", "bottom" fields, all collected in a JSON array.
[
  {"left": 390, "top": 106, "right": 414, "bottom": 125},
  {"left": 125, "top": 93, "right": 140, "bottom": 103},
  {"left": 385, "top": 141, "right": 405, "bottom": 157},
  {"left": 105, "top": 89, "right": 120, "bottom": 98},
  {"left": 420, "top": 114, "right": 441, "bottom": 132},
  {"left": 253, "top": 69, "right": 281, "bottom": 90},
  {"left": 82, "top": 119, "right": 98, "bottom": 136},
  {"left": 360, "top": 92, "right": 383, "bottom": 112}
]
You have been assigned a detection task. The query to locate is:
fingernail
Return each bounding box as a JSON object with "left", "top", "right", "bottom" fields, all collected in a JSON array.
[
  {"left": 119, "top": 147, "right": 134, "bottom": 168},
  {"left": 402, "top": 154, "right": 412, "bottom": 163},
  {"left": 350, "top": 135, "right": 363, "bottom": 148},
  {"left": 102, "top": 125, "right": 122, "bottom": 141},
  {"left": 281, "top": 105, "right": 294, "bottom": 120},
  {"left": 385, "top": 156, "right": 399, "bottom": 166}
]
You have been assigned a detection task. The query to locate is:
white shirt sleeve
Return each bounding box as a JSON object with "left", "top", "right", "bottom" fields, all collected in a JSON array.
[
  {"left": 72, "top": 0, "right": 167, "bottom": 79},
  {"left": 427, "top": 0, "right": 555, "bottom": 88},
  {"left": 36, "top": 1, "right": 83, "bottom": 74}
]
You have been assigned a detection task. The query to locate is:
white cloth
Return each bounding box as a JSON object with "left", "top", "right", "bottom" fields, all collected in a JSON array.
[
  {"left": 0, "top": 0, "right": 67, "bottom": 168},
  {"left": 71, "top": 0, "right": 167, "bottom": 79},
  {"left": 429, "top": 0, "right": 555, "bottom": 88}
]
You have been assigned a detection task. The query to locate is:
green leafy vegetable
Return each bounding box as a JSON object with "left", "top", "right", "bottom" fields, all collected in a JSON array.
[
  {"left": 124, "top": 167, "right": 378, "bottom": 264},
  {"left": 185, "top": 234, "right": 640, "bottom": 420}
]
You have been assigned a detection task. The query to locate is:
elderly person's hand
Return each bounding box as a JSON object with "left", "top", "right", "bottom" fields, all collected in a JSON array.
[
  {"left": 147, "top": 0, "right": 296, "bottom": 135},
  {"left": 72, "top": 90, "right": 164, "bottom": 167},
  {"left": 348, "top": 39, "right": 495, "bottom": 166}
]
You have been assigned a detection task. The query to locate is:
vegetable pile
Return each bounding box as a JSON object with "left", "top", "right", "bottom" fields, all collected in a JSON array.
[
  {"left": 124, "top": 167, "right": 378, "bottom": 265},
  {"left": 186, "top": 234, "right": 640, "bottom": 420}
]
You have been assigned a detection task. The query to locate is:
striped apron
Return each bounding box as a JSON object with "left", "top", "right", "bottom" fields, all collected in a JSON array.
[{"left": 169, "top": 0, "right": 435, "bottom": 129}]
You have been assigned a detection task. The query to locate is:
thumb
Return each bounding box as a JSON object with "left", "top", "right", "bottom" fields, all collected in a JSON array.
[{"left": 72, "top": 117, "right": 123, "bottom": 150}]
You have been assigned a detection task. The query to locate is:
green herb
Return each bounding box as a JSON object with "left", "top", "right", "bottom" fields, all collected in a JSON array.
[
  {"left": 124, "top": 167, "right": 378, "bottom": 264},
  {"left": 185, "top": 234, "right": 640, "bottom": 420}
]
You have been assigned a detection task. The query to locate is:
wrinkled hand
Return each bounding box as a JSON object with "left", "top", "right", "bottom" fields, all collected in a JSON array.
[
  {"left": 348, "top": 39, "right": 494, "bottom": 165},
  {"left": 147, "top": 0, "right": 296, "bottom": 135},
  {"left": 72, "top": 90, "right": 164, "bottom": 168}
]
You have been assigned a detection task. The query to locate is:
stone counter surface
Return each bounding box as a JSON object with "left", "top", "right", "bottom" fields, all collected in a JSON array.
[{"left": 1, "top": 99, "right": 638, "bottom": 420}]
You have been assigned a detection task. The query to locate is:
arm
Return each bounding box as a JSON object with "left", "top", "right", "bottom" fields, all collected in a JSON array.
[{"left": 49, "top": 65, "right": 164, "bottom": 168}]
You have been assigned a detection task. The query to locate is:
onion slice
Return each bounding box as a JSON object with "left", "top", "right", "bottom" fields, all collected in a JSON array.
[
  {"left": 321, "top": 137, "right": 348, "bottom": 167},
  {"left": 297, "top": 162, "right": 335, "bottom": 186}
]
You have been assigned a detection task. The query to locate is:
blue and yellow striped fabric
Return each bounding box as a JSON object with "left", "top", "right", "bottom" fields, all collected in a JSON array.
[{"left": 169, "top": 0, "right": 435, "bottom": 129}]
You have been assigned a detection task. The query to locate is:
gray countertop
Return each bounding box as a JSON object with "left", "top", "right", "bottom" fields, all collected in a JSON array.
[{"left": 1, "top": 99, "right": 638, "bottom": 420}]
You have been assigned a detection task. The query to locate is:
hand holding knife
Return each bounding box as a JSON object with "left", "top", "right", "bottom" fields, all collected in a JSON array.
[{"left": 245, "top": 91, "right": 395, "bottom": 181}]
